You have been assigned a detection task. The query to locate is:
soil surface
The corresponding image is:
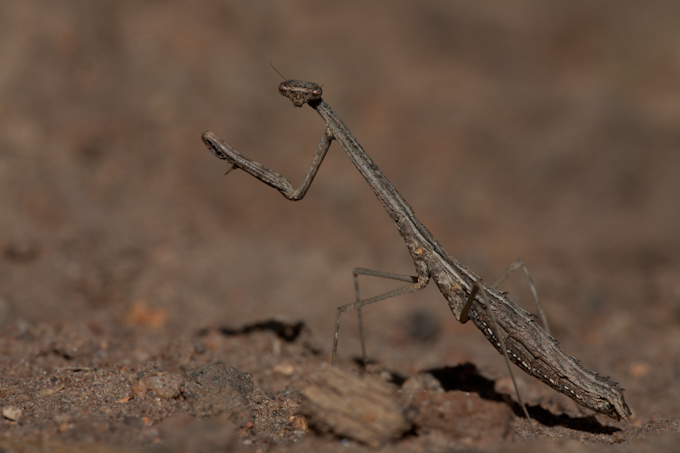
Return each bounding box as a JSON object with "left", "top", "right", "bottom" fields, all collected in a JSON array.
[{"left": 1, "top": 1, "right": 680, "bottom": 451}]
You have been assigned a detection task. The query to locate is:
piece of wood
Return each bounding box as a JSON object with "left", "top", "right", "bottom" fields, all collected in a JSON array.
[{"left": 300, "top": 367, "right": 410, "bottom": 447}]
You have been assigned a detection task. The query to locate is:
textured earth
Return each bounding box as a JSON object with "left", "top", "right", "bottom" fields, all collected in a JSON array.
[{"left": 1, "top": 1, "right": 680, "bottom": 451}]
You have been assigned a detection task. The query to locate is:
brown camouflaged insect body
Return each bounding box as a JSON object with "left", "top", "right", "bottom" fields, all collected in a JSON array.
[{"left": 202, "top": 80, "right": 631, "bottom": 421}]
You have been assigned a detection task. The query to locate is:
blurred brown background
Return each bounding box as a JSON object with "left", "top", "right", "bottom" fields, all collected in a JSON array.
[{"left": 1, "top": 0, "right": 680, "bottom": 443}]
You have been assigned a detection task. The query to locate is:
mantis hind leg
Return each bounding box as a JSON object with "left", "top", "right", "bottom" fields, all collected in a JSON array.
[
  {"left": 465, "top": 280, "right": 533, "bottom": 422},
  {"left": 493, "top": 258, "right": 550, "bottom": 335}
]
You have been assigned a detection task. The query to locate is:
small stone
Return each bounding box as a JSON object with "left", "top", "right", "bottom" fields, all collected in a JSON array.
[
  {"left": 2, "top": 406, "right": 22, "bottom": 421},
  {"left": 144, "top": 374, "right": 183, "bottom": 399},
  {"left": 130, "top": 379, "right": 148, "bottom": 398},
  {"left": 39, "top": 382, "right": 66, "bottom": 397},
  {"left": 131, "top": 373, "right": 183, "bottom": 399},
  {"left": 273, "top": 364, "right": 295, "bottom": 376}
]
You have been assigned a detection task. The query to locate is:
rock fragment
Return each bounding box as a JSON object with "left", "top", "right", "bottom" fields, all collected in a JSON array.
[{"left": 300, "top": 367, "right": 411, "bottom": 447}]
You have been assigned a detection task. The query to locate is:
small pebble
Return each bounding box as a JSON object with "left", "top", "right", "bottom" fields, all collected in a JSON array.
[
  {"left": 2, "top": 406, "right": 22, "bottom": 421},
  {"left": 130, "top": 373, "right": 183, "bottom": 399},
  {"left": 273, "top": 364, "right": 295, "bottom": 376},
  {"left": 144, "top": 374, "right": 183, "bottom": 399},
  {"left": 39, "top": 382, "right": 65, "bottom": 397}
]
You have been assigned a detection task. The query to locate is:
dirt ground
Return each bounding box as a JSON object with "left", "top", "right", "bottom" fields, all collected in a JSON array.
[{"left": 1, "top": 1, "right": 680, "bottom": 451}]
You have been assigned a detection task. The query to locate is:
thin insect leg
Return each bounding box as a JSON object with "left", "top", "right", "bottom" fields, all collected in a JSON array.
[
  {"left": 202, "top": 127, "right": 334, "bottom": 201},
  {"left": 356, "top": 305, "right": 366, "bottom": 368},
  {"left": 466, "top": 281, "right": 532, "bottom": 421},
  {"left": 333, "top": 278, "right": 427, "bottom": 366},
  {"left": 493, "top": 258, "right": 550, "bottom": 335},
  {"left": 352, "top": 268, "right": 419, "bottom": 368}
]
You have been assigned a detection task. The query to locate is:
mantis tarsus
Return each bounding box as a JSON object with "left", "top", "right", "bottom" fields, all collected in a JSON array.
[{"left": 202, "top": 80, "right": 631, "bottom": 421}]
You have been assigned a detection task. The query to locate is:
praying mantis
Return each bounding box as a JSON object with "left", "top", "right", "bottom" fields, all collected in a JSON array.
[{"left": 202, "top": 79, "right": 631, "bottom": 421}]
